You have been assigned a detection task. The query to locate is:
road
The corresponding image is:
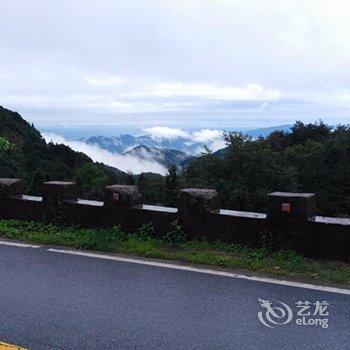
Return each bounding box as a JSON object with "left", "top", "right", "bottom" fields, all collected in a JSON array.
[{"left": 0, "top": 241, "right": 349, "bottom": 350}]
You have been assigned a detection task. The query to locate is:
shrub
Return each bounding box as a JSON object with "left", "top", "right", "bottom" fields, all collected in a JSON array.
[{"left": 163, "top": 219, "right": 187, "bottom": 243}]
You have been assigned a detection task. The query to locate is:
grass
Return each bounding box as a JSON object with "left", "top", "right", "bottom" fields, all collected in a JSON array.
[{"left": 0, "top": 219, "right": 349, "bottom": 285}]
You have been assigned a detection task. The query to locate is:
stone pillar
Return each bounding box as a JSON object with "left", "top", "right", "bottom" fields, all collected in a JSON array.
[
  {"left": 104, "top": 185, "right": 142, "bottom": 208},
  {"left": 42, "top": 181, "right": 77, "bottom": 221},
  {"left": 0, "top": 178, "right": 22, "bottom": 218},
  {"left": 266, "top": 191, "right": 316, "bottom": 250},
  {"left": 0, "top": 178, "right": 22, "bottom": 197},
  {"left": 178, "top": 188, "right": 219, "bottom": 239},
  {"left": 267, "top": 191, "right": 316, "bottom": 223},
  {"left": 104, "top": 185, "right": 142, "bottom": 229}
]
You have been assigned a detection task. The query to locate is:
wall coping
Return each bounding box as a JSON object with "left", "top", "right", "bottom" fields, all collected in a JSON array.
[
  {"left": 215, "top": 209, "right": 267, "bottom": 219},
  {"left": 268, "top": 191, "right": 315, "bottom": 198},
  {"left": 9, "top": 195, "right": 42, "bottom": 202},
  {"left": 44, "top": 181, "right": 76, "bottom": 186},
  {"left": 67, "top": 199, "right": 104, "bottom": 207},
  {"left": 310, "top": 216, "right": 350, "bottom": 226},
  {"left": 137, "top": 204, "right": 178, "bottom": 214}
]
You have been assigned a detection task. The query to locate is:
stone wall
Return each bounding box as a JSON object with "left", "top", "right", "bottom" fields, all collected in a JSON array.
[{"left": 0, "top": 178, "right": 349, "bottom": 262}]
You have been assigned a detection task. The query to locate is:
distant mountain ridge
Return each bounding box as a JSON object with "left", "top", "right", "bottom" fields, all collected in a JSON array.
[
  {"left": 123, "top": 145, "right": 192, "bottom": 169},
  {"left": 244, "top": 125, "right": 292, "bottom": 138},
  {"left": 77, "top": 124, "right": 292, "bottom": 156},
  {"left": 74, "top": 125, "right": 293, "bottom": 168},
  {"left": 78, "top": 134, "right": 202, "bottom": 154}
]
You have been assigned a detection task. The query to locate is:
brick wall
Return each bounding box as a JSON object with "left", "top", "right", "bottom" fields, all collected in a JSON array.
[{"left": 0, "top": 178, "right": 349, "bottom": 262}]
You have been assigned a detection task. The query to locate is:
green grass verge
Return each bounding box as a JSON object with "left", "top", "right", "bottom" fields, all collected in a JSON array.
[{"left": 0, "top": 219, "right": 349, "bottom": 285}]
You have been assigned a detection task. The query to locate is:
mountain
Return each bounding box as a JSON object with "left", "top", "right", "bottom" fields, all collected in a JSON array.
[
  {"left": 72, "top": 125, "right": 293, "bottom": 170},
  {"left": 79, "top": 134, "right": 204, "bottom": 154},
  {"left": 244, "top": 125, "right": 292, "bottom": 138},
  {"left": 124, "top": 145, "right": 193, "bottom": 169},
  {"left": 0, "top": 106, "right": 127, "bottom": 198},
  {"left": 77, "top": 125, "right": 292, "bottom": 156}
]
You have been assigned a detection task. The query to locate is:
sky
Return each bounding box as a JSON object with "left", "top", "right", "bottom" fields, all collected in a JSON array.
[{"left": 1, "top": 0, "right": 350, "bottom": 134}]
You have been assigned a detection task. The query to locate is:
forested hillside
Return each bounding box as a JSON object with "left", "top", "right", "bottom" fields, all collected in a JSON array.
[
  {"left": 1, "top": 106, "right": 349, "bottom": 217},
  {"left": 183, "top": 121, "right": 350, "bottom": 216},
  {"left": 0, "top": 106, "right": 128, "bottom": 198},
  {"left": 137, "top": 121, "right": 350, "bottom": 217}
]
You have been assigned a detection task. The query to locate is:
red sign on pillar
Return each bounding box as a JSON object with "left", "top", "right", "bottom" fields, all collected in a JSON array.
[{"left": 281, "top": 202, "right": 291, "bottom": 213}]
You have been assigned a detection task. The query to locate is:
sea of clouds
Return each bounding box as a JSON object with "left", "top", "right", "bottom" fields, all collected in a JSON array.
[
  {"left": 43, "top": 126, "right": 226, "bottom": 175},
  {"left": 43, "top": 133, "right": 168, "bottom": 175}
]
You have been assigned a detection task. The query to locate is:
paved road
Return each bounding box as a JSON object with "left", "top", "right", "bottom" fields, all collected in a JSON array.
[{"left": 0, "top": 242, "right": 349, "bottom": 350}]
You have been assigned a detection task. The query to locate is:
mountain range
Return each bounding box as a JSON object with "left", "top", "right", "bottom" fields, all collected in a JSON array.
[
  {"left": 75, "top": 125, "right": 292, "bottom": 168},
  {"left": 78, "top": 134, "right": 208, "bottom": 154},
  {"left": 77, "top": 125, "right": 291, "bottom": 154}
]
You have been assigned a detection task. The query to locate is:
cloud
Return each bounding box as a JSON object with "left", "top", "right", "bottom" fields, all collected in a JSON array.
[
  {"left": 207, "top": 138, "right": 227, "bottom": 152},
  {"left": 143, "top": 126, "right": 226, "bottom": 153},
  {"left": 43, "top": 133, "right": 167, "bottom": 175},
  {"left": 190, "top": 129, "right": 226, "bottom": 152},
  {"left": 143, "top": 126, "right": 190, "bottom": 140},
  {"left": 124, "top": 83, "right": 281, "bottom": 101},
  {"left": 191, "top": 129, "right": 223, "bottom": 142},
  {"left": 1, "top": 0, "right": 350, "bottom": 128},
  {"left": 86, "top": 74, "right": 124, "bottom": 87}
]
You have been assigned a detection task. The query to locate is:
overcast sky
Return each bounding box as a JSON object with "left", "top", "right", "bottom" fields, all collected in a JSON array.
[{"left": 1, "top": 0, "right": 350, "bottom": 132}]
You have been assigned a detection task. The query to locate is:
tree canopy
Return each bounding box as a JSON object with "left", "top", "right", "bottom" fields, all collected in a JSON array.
[
  {"left": 184, "top": 121, "right": 350, "bottom": 216},
  {"left": 1, "top": 106, "right": 348, "bottom": 216}
]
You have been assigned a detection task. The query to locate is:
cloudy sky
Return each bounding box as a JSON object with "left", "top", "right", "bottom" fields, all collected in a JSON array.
[{"left": 1, "top": 0, "right": 350, "bottom": 133}]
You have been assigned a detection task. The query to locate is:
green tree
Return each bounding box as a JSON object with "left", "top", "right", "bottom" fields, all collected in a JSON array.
[
  {"left": 125, "top": 171, "right": 135, "bottom": 185},
  {"left": 137, "top": 173, "right": 165, "bottom": 204},
  {"left": 165, "top": 165, "right": 180, "bottom": 206},
  {"left": 30, "top": 170, "right": 45, "bottom": 195},
  {"left": 74, "top": 163, "right": 109, "bottom": 199},
  {"left": 0, "top": 137, "right": 11, "bottom": 152}
]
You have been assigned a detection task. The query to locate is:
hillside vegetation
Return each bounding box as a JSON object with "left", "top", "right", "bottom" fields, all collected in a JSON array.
[
  {"left": 0, "top": 106, "right": 349, "bottom": 217},
  {"left": 183, "top": 121, "right": 350, "bottom": 216},
  {"left": 0, "top": 106, "right": 128, "bottom": 198},
  {"left": 138, "top": 121, "right": 350, "bottom": 217}
]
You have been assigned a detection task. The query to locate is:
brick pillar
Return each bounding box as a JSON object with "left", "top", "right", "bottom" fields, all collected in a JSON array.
[
  {"left": 42, "top": 181, "right": 77, "bottom": 221},
  {"left": 0, "top": 178, "right": 22, "bottom": 218},
  {"left": 178, "top": 188, "right": 219, "bottom": 239},
  {"left": 266, "top": 191, "right": 316, "bottom": 249},
  {"left": 104, "top": 185, "right": 142, "bottom": 208},
  {"left": 104, "top": 185, "right": 142, "bottom": 229},
  {"left": 267, "top": 192, "right": 316, "bottom": 223}
]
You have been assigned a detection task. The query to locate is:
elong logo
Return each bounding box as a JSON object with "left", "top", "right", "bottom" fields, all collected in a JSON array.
[
  {"left": 258, "top": 299, "right": 293, "bottom": 328},
  {"left": 258, "top": 298, "right": 329, "bottom": 329}
]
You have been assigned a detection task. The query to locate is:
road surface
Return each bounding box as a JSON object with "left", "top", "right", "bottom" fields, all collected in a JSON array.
[{"left": 0, "top": 241, "right": 349, "bottom": 349}]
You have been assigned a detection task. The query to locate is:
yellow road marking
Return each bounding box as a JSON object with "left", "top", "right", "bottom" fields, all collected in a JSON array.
[{"left": 0, "top": 341, "right": 27, "bottom": 349}]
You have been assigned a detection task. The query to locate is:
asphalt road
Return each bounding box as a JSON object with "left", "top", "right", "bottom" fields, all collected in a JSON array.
[{"left": 0, "top": 242, "right": 349, "bottom": 350}]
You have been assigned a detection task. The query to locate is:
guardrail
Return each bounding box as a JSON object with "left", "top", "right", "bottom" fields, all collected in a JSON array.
[{"left": 0, "top": 178, "right": 349, "bottom": 261}]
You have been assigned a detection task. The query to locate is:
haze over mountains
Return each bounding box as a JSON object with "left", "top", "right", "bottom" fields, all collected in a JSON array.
[
  {"left": 77, "top": 124, "right": 291, "bottom": 155},
  {"left": 43, "top": 125, "right": 292, "bottom": 173},
  {"left": 77, "top": 131, "right": 223, "bottom": 155}
]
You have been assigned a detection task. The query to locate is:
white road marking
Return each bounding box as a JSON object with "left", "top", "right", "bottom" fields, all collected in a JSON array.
[
  {"left": 0, "top": 240, "right": 40, "bottom": 248},
  {"left": 47, "top": 248, "right": 350, "bottom": 295}
]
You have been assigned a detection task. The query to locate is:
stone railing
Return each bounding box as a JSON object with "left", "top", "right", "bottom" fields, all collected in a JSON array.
[{"left": 0, "top": 178, "right": 349, "bottom": 262}]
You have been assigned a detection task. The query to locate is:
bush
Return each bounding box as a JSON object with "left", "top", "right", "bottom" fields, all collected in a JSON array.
[
  {"left": 136, "top": 222, "right": 155, "bottom": 240},
  {"left": 0, "top": 137, "right": 11, "bottom": 152},
  {"left": 163, "top": 219, "right": 187, "bottom": 243}
]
